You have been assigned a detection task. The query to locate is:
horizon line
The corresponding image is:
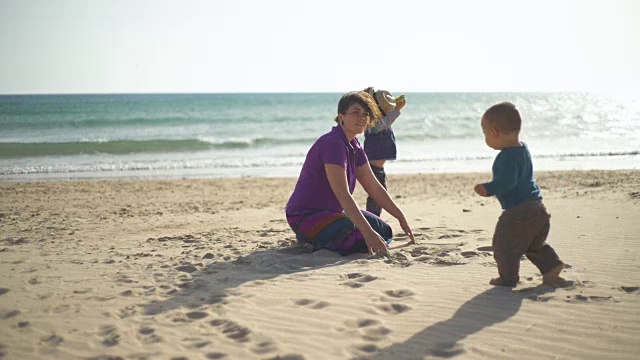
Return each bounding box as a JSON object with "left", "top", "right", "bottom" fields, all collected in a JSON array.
[{"left": 0, "top": 89, "right": 596, "bottom": 96}]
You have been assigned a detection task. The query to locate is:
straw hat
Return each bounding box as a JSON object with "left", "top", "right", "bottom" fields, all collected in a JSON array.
[{"left": 371, "top": 89, "right": 398, "bottom": 116}]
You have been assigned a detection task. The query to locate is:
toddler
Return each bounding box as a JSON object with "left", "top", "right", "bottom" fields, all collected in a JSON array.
[{"left": 474, "top": 102, "right": 564, "bottom": 287}]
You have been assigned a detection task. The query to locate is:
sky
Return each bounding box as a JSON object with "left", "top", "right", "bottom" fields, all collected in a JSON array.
[{"left": 1, "top": 0, "right": 639, "bottom": 95}]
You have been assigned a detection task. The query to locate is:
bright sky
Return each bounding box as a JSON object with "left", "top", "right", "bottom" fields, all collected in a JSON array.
[{"left": 1, "top": 0, "right": 639, "bottom": 94}]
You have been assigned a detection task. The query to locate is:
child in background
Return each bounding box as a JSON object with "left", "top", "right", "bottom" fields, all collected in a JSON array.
[
  {"left": 474, "top": 102, "right": 564, "bottom": 287},
  {"left": 363, "top": 87, "right": 406, "bottom": 216}
]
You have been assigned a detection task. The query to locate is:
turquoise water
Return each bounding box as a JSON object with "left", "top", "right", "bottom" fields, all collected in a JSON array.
[{"left": 1, "top": 92, "right": 639, "bottom": 180}]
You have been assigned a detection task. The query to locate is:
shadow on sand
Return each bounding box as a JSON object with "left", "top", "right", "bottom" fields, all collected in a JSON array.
[
  {"left": 141, "top": 244, "right": 359, "bottom": 317},
  {"left": 136, "top": 235, "right": 557, "bottom": 359},
  {"left": 363, "top": 285, "right": 557, "bottom": 360}
]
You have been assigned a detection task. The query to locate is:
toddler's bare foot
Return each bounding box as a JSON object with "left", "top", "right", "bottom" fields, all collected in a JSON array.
[{"left": 542, "top": 262, "right": 565, "bottom": 287}]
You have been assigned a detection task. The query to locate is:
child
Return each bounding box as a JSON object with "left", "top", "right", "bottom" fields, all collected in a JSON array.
[
  {"left": 473, "top": 102, "right": 564, "bottom": 287},
  {"left": 362, "top": 87, "right": 406, "bottom": 216}
]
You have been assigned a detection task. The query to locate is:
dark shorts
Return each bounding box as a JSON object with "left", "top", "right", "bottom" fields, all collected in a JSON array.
[{"left": 492, "top": 200, "right": 561, "bottom": 286}]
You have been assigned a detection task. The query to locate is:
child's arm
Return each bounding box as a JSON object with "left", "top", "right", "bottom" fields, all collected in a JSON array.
[
  {"left": 370, "top": 108, "right": 401, "bottom": 133},
  {"left": 474, "top": 184, "right": 489, "bottom": 197},
  {"left": 483, "top": 154, "right": 519, "bottom": 196},
  {"left": 473, "top": 151, "right": 519, "bottom": 197}
]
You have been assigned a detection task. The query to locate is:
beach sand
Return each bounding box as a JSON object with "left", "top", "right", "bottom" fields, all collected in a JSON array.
[{"left": 1, "top": 170, "right": 639, "bottom": 359}]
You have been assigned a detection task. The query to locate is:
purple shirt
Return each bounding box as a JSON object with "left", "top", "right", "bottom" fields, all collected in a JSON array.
[{"left": 286, "top": 126, "right": 368, "bottom": 216}]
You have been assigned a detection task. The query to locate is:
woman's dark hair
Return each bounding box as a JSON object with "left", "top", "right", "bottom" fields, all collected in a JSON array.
[{"left": 334, "top": 91, "right": 382, "bottom": 127}]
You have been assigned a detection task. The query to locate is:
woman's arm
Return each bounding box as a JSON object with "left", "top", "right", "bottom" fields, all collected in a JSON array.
[
  {"left": 324, "top": 164, "right": 389, "bottom": 255},
  {"left": 356, "top": 163, "right": 415, "bottom": 243}
]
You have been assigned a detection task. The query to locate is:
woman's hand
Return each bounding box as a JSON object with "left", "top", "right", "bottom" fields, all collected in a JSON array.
[
  {"left": 398, "top": 216, "right": 416, "bottom": 244},
  {"left": 395, "top": 98, "right": 406, "bottom": 111},
  {"left": 363, "top": 230, "right": 389, "bottom": 256}
]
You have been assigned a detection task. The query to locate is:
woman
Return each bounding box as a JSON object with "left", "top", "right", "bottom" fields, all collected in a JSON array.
[{"left": 285, "top": 91, "right": 414, "bottom": 256}]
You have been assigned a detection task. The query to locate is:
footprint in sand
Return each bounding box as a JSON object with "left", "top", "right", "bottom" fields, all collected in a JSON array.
[
  {"left": 425, "top": 341, "right": 466, "bottom": 358},
  {"left": 209, "top": 319, "right": 279, "bottom": 355},
  {"left": 382, "top": 289, "right": 415, "bottom": 299},
  {"left": 119, "top": 290, "right": 134, "bottom": 297},
  {"left": 210, "top": 319, "right": 251, "bottom": 343},
  {"left": 175, "top": 265, "right": 199, "bottom": 273},
  {"left": 344, "top": 318, "right": 392, "bottom": 342},
  {"left": 139, "top": 327, "right": 155, "bottom": 335},
  {"left": 432, "top": 258, "right": 465, "bottom": 266},
  {"left": 350, "top": 343, "right": 380, "bottom": 356},
  {"left": 409, "top": 246, "right": 441, "bottom": 257},
  {"left": 293, "top": 298, "right": 330, "bottom": 309},
  {"left": 205, "top": 352, "right": 228, "bottom": 359},
  {"left": 345, "top": 319, "right": 381, "bottom": 328},
  {"left": 138, "top": 326, "right": 162, "bottom": 344},
  {"left": 374, "top": 303, "right": 412, "bottom": 315},
  {"left": 619, "top": 286, "right": 640, "bottom": 294},
  {"left": 73, "top": 288, "right": 93, "bottom": 295},
  {"left": 526, "top": 295, "right": 555, "bottom": 302},
  {"left": 98, "top": 325, "right": 120, "bottom": 347},
  {"left": 250, "top": 340, "right": 278, "bottom": 355},
  {"left": 438, "top": 234, "right": 462, "bottom": 239},
  {"left": 184, "top": 339, "right": 211, "bottom": 349},
  {"left": 186, "top": 311, "right": 209, "bottom": 320},
  {"left": 264, "top": 354, "right": 305, "bottom": 360},
  {"left": 40, "top": 334, "right": 63, "bottom": 347},
  {"left": 460, "top": 251, "right": 482, "bottom": 258},
  {"left": 0, "top": 288, "right": 9, "bottom": 296},
  {"left": 50, "top": 304, "right": 71, "bottom": 314},
  {"left": 115, "top": 275, "right": 136, "bottom": 284},
  {"left": 343, "top": 273, "right": 366, "bottom": 279},
  {"left": 341, "top": 273, "right": 378, "bottom": 288},
  {"left": 105, "top": 306, "right": 135, "bottom": 320},
  {"left": 205, "top": 294, "right": 227, "bottom": 305},
  {"left": 564, "top": 294, "right": 616, "bottom": 303},
  {"left": 1, "top": 310, "right": 20, "bottom": 319}
]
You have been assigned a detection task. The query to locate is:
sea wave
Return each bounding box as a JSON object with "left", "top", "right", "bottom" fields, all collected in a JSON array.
[
  {"left": 1, "top": 150, "right": 638, "bottom": 176},
  {"left": 0, "top": 137, "right": 316, "bottom": 158},
  {"left": 395, "top": 150, "right": 640, "bottom": 162},
  {"left": 0, "top": 114, "right": 315, "bottom": 131}
]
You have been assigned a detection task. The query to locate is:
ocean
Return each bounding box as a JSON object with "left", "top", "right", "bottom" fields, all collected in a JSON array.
[{"left": 1, "top": 92, "right": 639, "bottom": 181}]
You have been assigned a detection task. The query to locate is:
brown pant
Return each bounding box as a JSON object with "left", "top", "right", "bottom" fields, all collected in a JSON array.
[{"left": 492, "top": 200, "right": 561, "bottom": 286}]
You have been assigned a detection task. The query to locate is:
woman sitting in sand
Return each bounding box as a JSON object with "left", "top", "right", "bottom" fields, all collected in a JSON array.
[{"left": 285, "top": 91, "right": 415, "bottom": 256}]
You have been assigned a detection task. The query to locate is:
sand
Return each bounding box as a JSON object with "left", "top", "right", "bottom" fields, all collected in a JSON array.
[{"left": 1, "top": 170, "right": 639, "bottom": 360}]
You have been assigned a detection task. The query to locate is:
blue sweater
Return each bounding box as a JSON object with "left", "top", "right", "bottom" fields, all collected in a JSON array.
[{"left": 483, "top": 143, "right": 542, "bottom": 209}]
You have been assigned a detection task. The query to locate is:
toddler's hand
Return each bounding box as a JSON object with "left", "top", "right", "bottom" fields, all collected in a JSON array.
[{"left": 474, "top": 184, "right": 489, "bottom": 197}]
